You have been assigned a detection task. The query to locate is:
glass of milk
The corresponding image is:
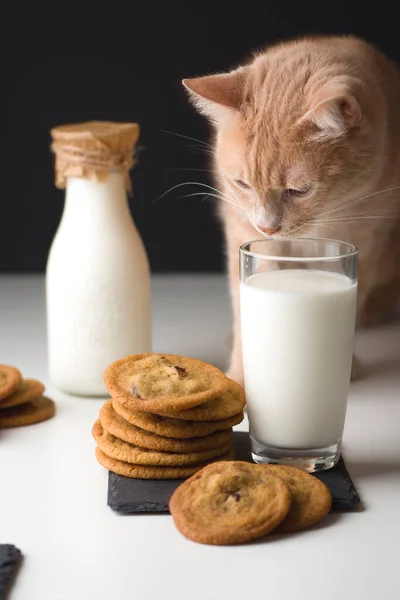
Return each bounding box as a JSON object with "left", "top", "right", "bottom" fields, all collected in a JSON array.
[{"left": 240, "top": 238, "right": 358, "bottom": 472}]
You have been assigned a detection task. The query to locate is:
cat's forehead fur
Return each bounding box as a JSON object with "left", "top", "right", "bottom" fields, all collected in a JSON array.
[{"left": 239, "top": 41, "right": 362, "bottom": 188}]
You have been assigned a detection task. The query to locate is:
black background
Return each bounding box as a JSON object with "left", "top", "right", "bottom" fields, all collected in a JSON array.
[{"left": 0, "top": 2, "right": 397, "bottom": 273}]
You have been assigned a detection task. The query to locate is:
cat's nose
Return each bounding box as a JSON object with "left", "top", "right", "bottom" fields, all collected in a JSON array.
[{"left": 257, "top": 225, "right": 279, "bottom": 235}]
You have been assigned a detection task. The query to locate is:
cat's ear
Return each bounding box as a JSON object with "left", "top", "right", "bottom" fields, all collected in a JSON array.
[
  {"left": 299, "top": 80, "right": 362, "bottom": 140},
  {"left": 183, "top": 69, "right": 246, "bottom": 124}
]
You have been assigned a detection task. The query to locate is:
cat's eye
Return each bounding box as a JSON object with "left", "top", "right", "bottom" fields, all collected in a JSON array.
[
  {"left": 234, "top": 179, "right": 251, "bottom": 190},
  {"left": 283, "top": 187, "right": 311, "bottom": 201}
]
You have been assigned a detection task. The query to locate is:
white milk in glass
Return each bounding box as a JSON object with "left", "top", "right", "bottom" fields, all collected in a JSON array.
[{"left": 240, "top": 269, "right": 357, "bottom": 449}]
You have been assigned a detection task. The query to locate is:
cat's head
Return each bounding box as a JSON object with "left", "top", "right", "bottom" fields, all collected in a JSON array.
[{"left": 183, "top": 40, "right": 382, "bottom": 237}]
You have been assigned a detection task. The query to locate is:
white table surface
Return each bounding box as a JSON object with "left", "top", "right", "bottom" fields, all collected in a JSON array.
[{"left": 0, "top": 274, "right": 399, "bottom": 600}]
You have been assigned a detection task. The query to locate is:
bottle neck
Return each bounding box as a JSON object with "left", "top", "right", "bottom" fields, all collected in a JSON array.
[{"left": 63, "top": 173, "right": 131, "bottom": 226}]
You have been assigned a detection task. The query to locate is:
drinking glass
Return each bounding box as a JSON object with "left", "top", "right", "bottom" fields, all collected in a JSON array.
[{"left": 240, "top": 238, "right": 358, "bottom": 472}]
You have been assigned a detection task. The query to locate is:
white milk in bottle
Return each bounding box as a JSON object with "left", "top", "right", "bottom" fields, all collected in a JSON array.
[
  {"left": 47, "top": 121, "right": 151, "bottom": 396},
  {"left": 240, "top": 269, "right": 357, "bottom": 449}
]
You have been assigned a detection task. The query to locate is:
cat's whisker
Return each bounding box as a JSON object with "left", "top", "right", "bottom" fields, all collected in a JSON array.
[
  {"left": 185, "top": 191, "right": 245, "bottom": 211},
  {"left": 314, "top": 214, "right": 398, "bottom": 223},
  {"left": 346, "top": 221, "right": 400, "bottom": 228},
  {"left": 155, "top": 181, "right": 219, "bottom": 203},
  {"left": 348, "top": 209, "right": 399, "bottom": 215},
  {"left": 155, "top": 182, "right": 200, "bottom": 203},
  {"left": 312, "top": 217, "right": 399, "bottom": 228},
  {"left": 314, "top": 213, "right": 397, "bottom": 222},
  {"left": 318, "top": 184, "right": 400, "bottom": 219},
  {"left": 197, "top": 183, "right": 243, "bottom": 205},
  {"left": 180, "top": 193, "right": 213, "bottom": 204},
  {"left": 155, "top": 181, "right": 242, "bottom": 207},
  {"left": 186, "top": 145, "right": 214, "bottom": 156},
  {"left": 186, "top": 182, "right": 243, "bottom": 205},
  {"left": 157, "top": 129, "right": 212, "bottom": 148}
]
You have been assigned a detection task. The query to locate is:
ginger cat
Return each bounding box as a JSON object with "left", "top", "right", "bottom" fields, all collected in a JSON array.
[{"left": 183, "top": 36, "right": 400, "bottom": 385}]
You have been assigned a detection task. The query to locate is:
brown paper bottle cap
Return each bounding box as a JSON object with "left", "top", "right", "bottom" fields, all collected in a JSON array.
[{"left": 50, "top": 121, "right": 140, "bottom": 193}]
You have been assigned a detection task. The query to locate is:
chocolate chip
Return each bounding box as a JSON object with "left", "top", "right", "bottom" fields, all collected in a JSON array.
[
  {"left": 173, "top": 365, "right": 188, "bottom": 379},
  {"left": 225, "top": 491, "right": 241, "bottom": 502},
  {"left": 131, "top": 384, "right": 142, "bottom": 399}
]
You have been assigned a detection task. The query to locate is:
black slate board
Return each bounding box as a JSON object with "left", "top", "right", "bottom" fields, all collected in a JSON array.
[
  {"left": 0, "top": 544, "right": 22, "bottom": 600},
  {"left": 107, "top": 431, "right": 360, "bottom": 514}
]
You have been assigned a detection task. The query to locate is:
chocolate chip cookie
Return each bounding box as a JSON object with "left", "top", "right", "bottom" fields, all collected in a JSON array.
[
  {"left": 95, "top": 446, "right": 235, "bottom": 479},
  {"left": 0, "top": 366, "right": 22, "bottom": 401},
  {"left": 169, "top": 461, "right": 292, "bottom": 545},
  {"left": 156, "top": 379, "right": 245, "bottom": 421},
  {"left": 93, "top": 420, "right": 233, "bottom": 465},
  {"left": 263, "top": 465, "right": 332, "bottom": 532},
  {"left": 99, "top": 400, "right": 233, "bottom": 452},
  {"left": 104, "top": 354, "right": 229, "bottom": 414},
  {"left": 112, "top": 399, "right": 244, "bottom": 438},
  {"left": 0, "top": 379, "right": 45, "bottom": 409},
  {"left": 0, "top": 396, "right": 55, "bottom": 428}
]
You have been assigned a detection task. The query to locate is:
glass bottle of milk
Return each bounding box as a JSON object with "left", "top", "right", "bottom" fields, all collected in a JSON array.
[{"left": 47, "top": 121, "right": 151, "bottom": 396}]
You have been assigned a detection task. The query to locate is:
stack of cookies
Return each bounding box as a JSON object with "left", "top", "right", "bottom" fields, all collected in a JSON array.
[
  {"left": 93, "top": 354, "right": 245, "bottom": 479},
  {"left": 0, "top": 365, "right": 55, "bottom": 428}
]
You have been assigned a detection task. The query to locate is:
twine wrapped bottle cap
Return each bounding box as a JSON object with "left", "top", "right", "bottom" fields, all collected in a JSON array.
[{"left": 50, "top": 121, "right": 140, "bottom": 193}]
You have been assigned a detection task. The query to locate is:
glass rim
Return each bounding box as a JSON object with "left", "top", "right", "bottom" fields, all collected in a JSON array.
[{"left": 240, "top": 237, "right": 358, "bottom": 263}]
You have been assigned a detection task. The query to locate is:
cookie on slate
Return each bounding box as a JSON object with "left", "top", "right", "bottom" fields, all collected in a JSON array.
[
  {"left": 100, "top": 400, "right": 232, "bottom": 452},
  {"left": 263, "top": 465, "right": 332, "bottom": 533},
  {"left": 169, "top": 461, "right": 292, "bottom": 545},
  {"left": 0, "top": 366, "right": 22, "bottom": 401},
  {"left": 93, "top": 420, "right": 233, "bottom": 466},
  {"left": 0, "top": 397, "right": 55, "bottom": 429},
  {"left": 112, "top": 399, "right": 244, "bottom": 438},
  {"left": 156, "top": 379, "right": 246, "bottom": 421},
  {"left": 0, "top": 379, "right": 45, "bottom": 409},
  {"left": 104, "top": 353, "right": 229, "bottom": 414},
  {"left": 95, "top": 446, "right": 235, "bottom": 479}
]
